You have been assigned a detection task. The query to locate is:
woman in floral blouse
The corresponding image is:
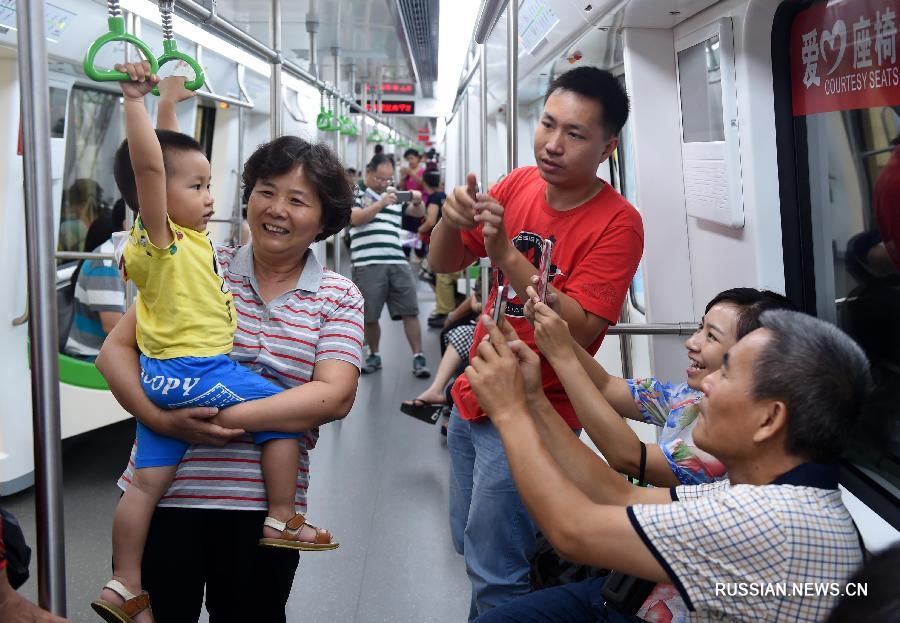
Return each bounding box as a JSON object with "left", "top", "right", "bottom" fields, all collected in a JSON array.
[{"left": 528, "top": 287, "right": 793, "bottom": 486}]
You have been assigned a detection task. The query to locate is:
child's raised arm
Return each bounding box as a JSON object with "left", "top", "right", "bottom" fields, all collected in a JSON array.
[
  {"left": 117, "top": 61, "right": 171, "bottom": 248},
  {"left": 156, "top": 76, "right": 194, "bottom": 132}
]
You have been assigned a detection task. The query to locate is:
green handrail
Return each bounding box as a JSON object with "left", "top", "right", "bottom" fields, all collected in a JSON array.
[
  {"left": 83, "top": 16, "right": 160, "bottom": 82},
  {"left": 150, "top": 39, "right": 205, "bottom": 96}
]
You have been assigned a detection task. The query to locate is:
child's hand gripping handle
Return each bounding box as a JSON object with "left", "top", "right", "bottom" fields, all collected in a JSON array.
[
  {"left": 83, "top": 17, "right": 160, "bottom": 82},
  {"left": 150, "top": 39, "right": 206, "bottom": 96}
]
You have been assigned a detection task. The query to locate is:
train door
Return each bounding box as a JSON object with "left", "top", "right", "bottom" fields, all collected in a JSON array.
[{"left": 774, "top": 0, "right": 900, "bottom": 539}]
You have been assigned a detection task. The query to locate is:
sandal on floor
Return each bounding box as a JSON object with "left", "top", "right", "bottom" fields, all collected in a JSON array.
[
  {"left": 400, "top": 399, "right": 444, "bottom": 424},
  {"left": 91, "top": 579, "right": 155, "bottom": 623},
  {"left": 259, "top": 513, "right": 340, "bottom": 551}
]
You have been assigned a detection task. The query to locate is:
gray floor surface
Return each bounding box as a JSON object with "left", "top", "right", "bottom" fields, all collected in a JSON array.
[{"left": 2, "top": 259, "right": 472, "bottom": 622}]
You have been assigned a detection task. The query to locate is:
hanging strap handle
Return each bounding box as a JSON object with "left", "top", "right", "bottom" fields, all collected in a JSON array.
[
  {"left": 150, "top": 1, "right": 205, "bottom": 95},
  {"left": 83, "top": 2, "right": 159, "bottom": 82}
]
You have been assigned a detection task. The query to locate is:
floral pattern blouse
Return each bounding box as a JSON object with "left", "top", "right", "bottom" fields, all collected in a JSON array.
[{"left": 626, "top": 377, "right": 727, "bottom": 485}]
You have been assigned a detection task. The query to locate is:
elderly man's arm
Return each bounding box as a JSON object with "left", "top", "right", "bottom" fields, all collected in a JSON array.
[
  {"left": 493, "top": 400, "right": 670, "bottom": 580},
  {"left": 528, "top": 390, "right": 674, "bottom": 504},
  {"left": 468, "top": 319, "right": 672, "bottom": 578}
]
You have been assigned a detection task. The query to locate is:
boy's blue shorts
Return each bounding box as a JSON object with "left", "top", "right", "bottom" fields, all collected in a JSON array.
[{"left": 135, "top": 354, "right": 295, "bottom": 468}]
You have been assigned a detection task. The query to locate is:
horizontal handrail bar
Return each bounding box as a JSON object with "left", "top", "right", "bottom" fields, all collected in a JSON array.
[
  {"left": 607, "top": 322, "right": 699, "bottom": 336},
  {"left": 55, "top": 252, "right": 115, "bottom": 261}
]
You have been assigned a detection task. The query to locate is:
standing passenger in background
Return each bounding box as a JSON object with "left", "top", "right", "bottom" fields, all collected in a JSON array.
[
  {"left": 64, "top": 199, "right": 132, "bottom": 360},
  {"left": 421, "top": 171, "right": 458, "bottom": 329},
  {"left": 400, "top": 148, "right": 426, "bottom": 196},
  {"left": 350, "top": 155, "right": 430, "bottom": 377},
  {"left": 59, "top": 178, "right": 106, "bottom": 252},
  {"left": 429, "top": 66, "right": 643, "bottom": 618}
]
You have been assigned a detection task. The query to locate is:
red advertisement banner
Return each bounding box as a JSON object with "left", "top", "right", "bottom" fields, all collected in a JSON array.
[{"left": 791, "top": 1, "right": 899, "bottom": 116}]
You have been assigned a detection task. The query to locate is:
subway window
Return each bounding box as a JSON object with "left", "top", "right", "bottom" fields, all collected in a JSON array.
[
  {"left": 778, "top": 0, "right": 900, "bottom": 522},
  {"left": 58, "top": 87, "right": 123, "bottom": 255}
]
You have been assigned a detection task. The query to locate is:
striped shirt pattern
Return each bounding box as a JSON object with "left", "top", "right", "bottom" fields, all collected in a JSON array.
[
  {"left": 118, "top": 245, "right": 364, "bottom": 511},
  {"left": 65, "top": 239, "right": 126, "bottom": 358},
  {"left": 349, "top": 187, "right": 407, "bottom": 266},
  {"left": 628, "top": 473, "right": 864, "bottom": 622}
]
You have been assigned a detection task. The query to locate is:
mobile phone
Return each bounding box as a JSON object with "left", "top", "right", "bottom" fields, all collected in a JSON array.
[
  {"left": 535, "top": 239, "right": 554, "bottom": 303},
  {"left": 393, "top": 190, "right": 413, "bottom": 202},
  {"left": 493, "top": 285, "right": 507, "bottom": 324}
]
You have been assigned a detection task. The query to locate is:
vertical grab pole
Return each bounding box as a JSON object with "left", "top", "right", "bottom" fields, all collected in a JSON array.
[
  {"left": 332, "top": 48, "right": 342, "bottom": 276},
  {"left": 476, "top": 46, "right": 489, "bottom": 298},
  {"left": 479, "top": 46, "right": 488, "bottom": 188},
  {"left": 124, "top": 10, "right": 138, "bottom": 304},
  {"left": 333, "top": 47, "right": 342, "bottom": 160},
  {"left": 233, "top": 98, "right": 245, "bottom": 246},
  {"left": 462, "top": 86, "right": 470, "bottom": 180},
  {"left": 270, "top": 0, "right": 283, "bottom": 139},
  {"left": 350, "top": 62, "right": 358, "bottom": 168},
  {"left": 618, "top": 305, "right": 633, "bottom": 378},
  {"left": 506, "top": 0, "right": 518, "bottom": 172},
  {"left": 360, "top": 80, "right": 368, "bottom": 166},
  {"left": 16, "top": 0, "right": 67, "bottom": 614}
]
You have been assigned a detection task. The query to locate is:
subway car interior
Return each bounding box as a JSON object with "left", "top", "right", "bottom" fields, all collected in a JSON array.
[{"left": 1, "top": 0, "right": 899, "bottom": 621}]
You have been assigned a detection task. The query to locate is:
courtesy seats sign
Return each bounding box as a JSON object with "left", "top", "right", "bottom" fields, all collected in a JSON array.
[{"left": 791, "top": 1, "right": 899, "bottom": 115}]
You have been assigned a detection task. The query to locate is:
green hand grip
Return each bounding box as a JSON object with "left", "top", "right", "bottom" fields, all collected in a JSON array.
[
  {"left": 338, "top": 115, "right": 354, "bottom": 136},
  {"left": 316, "top": 108, "right": 333, "bottom": 131},
  {"left": 83, "top": 17, "right": 159, "bottom": 82},
  {"left": 325, "top": 113, "right": 342, "bottom": 132},
  {"left": 151, "top": 39, "right": 206, "bottom": 96}
]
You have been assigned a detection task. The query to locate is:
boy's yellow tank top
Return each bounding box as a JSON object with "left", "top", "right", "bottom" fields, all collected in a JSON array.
[{"left": 117, "top": 217, "right": 235, "bottom": 359}]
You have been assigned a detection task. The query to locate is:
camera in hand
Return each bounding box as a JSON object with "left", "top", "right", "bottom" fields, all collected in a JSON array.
[{"left": 393, "top": 190, "right": 413, "bottom": 202}]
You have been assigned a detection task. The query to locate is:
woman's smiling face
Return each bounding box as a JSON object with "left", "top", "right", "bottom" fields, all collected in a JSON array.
[
  {"left": 246, "top": 165, "right": 324, "bottom": 257},
  {"left": 684, "top": 303, "right": 741, "bottom": 390}
]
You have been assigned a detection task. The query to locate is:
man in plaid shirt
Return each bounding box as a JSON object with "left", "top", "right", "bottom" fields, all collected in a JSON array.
[{"left": 468, "top": 309, "right": 870, "bottom": 623}]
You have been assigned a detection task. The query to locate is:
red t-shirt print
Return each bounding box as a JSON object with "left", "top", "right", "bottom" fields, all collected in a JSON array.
[{"left": 451, "top": 166, "right": 644, "bottom": 429}]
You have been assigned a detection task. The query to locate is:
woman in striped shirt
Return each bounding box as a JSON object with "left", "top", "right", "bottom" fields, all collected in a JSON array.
[{"left": 97, "top": 134, "right": 364, "bottom": 622}]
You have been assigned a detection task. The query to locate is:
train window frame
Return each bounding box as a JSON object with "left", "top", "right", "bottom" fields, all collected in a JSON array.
[{"left": 772, "top": 0, "right": 900, "bottom": 530}]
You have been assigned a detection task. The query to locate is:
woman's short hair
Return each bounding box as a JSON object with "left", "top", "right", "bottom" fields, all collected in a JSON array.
[
  {"left": 704, "top": 288, "right": 795, "bottom": 340},
  {"left": 241, "top": 136, "right": 354, "bottom": 241}
]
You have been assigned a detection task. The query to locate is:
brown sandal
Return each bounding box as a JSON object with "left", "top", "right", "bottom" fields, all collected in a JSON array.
[
  {"left": 259, "top": 513, "right": 340, "bottom": 551},
  {"left": 91, "top": 580, "right": 155, "bottom": 623}
]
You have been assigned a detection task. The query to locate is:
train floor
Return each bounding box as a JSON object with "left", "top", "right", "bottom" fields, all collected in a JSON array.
[{"left": 2, "top": 263, "right": 472, "bottom": 622}]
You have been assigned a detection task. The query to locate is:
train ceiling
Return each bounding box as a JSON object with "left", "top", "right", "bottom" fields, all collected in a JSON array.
[
  {"left": 189, "top": 0, "right": 437, "bottom": 97},
  {"left": 476, "top": 0, "right": 720, "bottom": 119}
]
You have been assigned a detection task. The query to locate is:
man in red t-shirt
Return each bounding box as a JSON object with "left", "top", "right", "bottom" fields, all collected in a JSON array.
[
  {"left": 429, "top": 67, "right": 643, "bottom": 618},
  {"left": 872, "top": 139, "right": 900, "bottom": 273}
]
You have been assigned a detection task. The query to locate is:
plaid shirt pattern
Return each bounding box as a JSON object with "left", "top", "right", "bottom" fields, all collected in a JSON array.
[{"left": 628, "top": 465, "right": 863, "bottom": 622}]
